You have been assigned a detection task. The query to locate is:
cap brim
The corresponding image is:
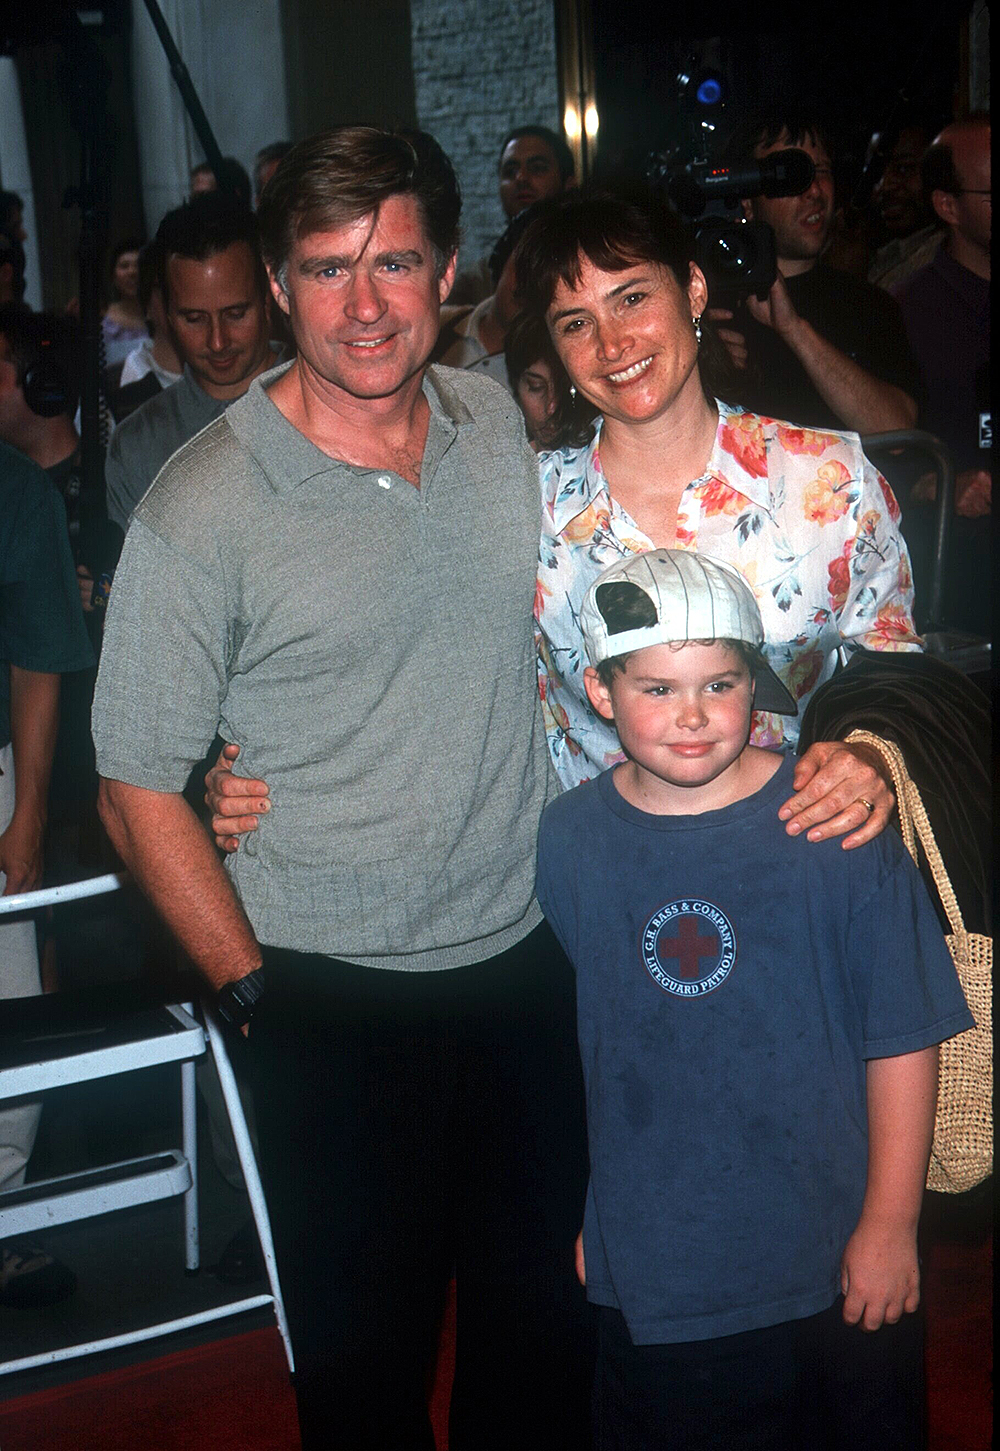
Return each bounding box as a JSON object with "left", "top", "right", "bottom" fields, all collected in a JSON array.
[{"left": 753, "top": 663, "right": 798, "bottom": 716}]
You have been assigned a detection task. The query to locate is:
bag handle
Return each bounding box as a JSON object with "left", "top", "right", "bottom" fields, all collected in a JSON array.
[{"left": 845, "top": 728, "right": 968, "bottom": 943}]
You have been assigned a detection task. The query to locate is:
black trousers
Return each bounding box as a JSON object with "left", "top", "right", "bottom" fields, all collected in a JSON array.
[
  {"left": 593, "top": 1298, "right": 925, "bottom": 1451},
  {"left": 246, "top": 922, "right": 594, "bottom": 1450}
]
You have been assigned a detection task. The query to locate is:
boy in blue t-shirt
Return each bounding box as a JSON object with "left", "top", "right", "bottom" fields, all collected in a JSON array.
[{"left": 535, "top": 548, "right": 974, "bottom": 1451}]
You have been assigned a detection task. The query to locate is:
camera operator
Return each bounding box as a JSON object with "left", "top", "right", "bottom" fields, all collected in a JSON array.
[{"left": 709, "top": 108, "right": 921, "bottom": 435}]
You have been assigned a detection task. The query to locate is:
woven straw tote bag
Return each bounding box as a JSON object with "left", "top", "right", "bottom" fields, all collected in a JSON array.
[{"left": 846, "top": 729, "right": 992, "bottom": 1193}]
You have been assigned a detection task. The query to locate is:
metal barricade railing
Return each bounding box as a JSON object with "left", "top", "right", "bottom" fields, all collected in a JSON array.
[
  {"left": 860, "top": 429, "right": 954, "bottom": 631},
  {"left": 0, "top": 873, "right": 292, "bottom": 1375},
  {"left": 861, "top": 430, "right": 990, "bottom": 677}
]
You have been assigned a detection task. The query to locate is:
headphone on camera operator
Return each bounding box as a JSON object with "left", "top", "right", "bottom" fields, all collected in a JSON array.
[{"left": 21, "top": 335, "right": 73, "bottom": 418}]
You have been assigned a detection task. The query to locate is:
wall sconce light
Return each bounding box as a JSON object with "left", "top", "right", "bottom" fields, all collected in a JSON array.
[{"left": 557, "top": 0, "right": 597, "bottom": 180}]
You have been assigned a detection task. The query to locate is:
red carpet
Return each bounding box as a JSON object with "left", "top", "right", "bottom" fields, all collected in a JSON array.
[
  {"left": 0, "top": 1234, "right": 988, "bottom": 1450},
  {"left": 0, "top": 1328, "right": 300, "bottom": 1451},
  {"left": 923, "top": 1225, "right": 993, "bottom": 1451}
]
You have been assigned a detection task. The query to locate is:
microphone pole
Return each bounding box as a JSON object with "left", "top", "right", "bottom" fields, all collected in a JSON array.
[{"left": 139, "top": 0, "right": 229, "bottom": 194}]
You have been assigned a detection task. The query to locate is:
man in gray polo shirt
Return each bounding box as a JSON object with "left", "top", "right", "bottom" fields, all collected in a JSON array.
[
  {"left": 93, "top": 128, "right": 591, "bottom": 1450},
  {"left": 104, "top": 192, "right": 276, "bottom": 532}
]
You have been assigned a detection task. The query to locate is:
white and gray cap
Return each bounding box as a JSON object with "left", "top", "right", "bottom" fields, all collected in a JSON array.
[{"left": 580, "top": 548, "right": 797, "bottom": 715}]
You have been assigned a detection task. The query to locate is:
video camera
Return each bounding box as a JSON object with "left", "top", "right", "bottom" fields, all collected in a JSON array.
[{"left": 648, "top": 66, "right": 816, "bottom": 303}]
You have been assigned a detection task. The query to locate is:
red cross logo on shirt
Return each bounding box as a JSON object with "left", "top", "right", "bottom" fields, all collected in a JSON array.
[{"left": 658, "top": 915, "right": 720, "bottom": 979}]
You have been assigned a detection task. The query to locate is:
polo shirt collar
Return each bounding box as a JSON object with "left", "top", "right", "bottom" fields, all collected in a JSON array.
[
  {"left": 224, "top": 360, "right": 474, "bottom": 495},
  {"left": 549, "top": 399, "right": 771, "bottom": 535}
]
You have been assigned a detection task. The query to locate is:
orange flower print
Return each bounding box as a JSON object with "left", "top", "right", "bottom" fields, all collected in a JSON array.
[
  {"left": 719, "top": 413, "right": 767, "bottom": 478},
  {"left": 534, "top": 574, "right": 551, "bottom": 622},
  {"left": 869, "top": 603, "right": 919, "bottom": 648},
  {"left": 827, "top": 544, "right": 852, "bottom": 612},
  {"left": 561, "top": 501, "right": 610, "bottom": 545},
  {"left": 785, "top": 647, "right": 824, "bottom": 698},
  {"left": 549, "top": 699, "right": 581, "bottom": 755},
  {"left": 876, "top": 471, "right": 902, "bottom": 522},
  {"left": 674, "top": 520, "right": 697, "bottom": 548},
  {"left": 775, "top": 425, "right": 840, "bottom": 456},
  {"left": 695, "top": 474, "right": 743, "bottom": 518},
  {"left": 856, "top": 509, "right": 880, "bottom": 540},
  {"left": 804, "top": 460, "right": 854, "bottom": 524},
  {"left": 897, "top": 551, "right": 912, "bottom": 595}
]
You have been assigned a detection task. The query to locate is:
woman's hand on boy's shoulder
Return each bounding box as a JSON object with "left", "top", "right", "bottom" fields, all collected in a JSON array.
[{"left": 778, "top": 740, "right": 893, "bottom": 849}]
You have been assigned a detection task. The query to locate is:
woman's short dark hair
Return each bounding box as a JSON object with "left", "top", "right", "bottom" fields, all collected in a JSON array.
[
  {"left": 258, "top": 126, "right": 461, "bottom": 286},
  {"left": 504, "top": 310, "right": 596, "bottom": 449},
  {"left": 488, "top": 197, "right": 561, "bottom": 286},
  {"left": 512, "top": 187, "right": 739, "bottom": 408}
]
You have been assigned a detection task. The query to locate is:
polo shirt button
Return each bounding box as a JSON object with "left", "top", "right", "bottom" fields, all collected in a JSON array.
[
  {"left": 245, "top": 833, "right": 258, "bottom": 857},
  {"left": 378, "top": 475, "right": 391, "bottom": 489}
]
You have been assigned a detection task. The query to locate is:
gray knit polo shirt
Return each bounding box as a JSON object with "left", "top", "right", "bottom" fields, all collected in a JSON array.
[{"left": 93, "top": 361, "right": 552, "bottom": 970}]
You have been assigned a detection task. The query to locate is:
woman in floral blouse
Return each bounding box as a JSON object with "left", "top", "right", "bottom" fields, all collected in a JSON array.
[
  {"left": 513, "top": 190, "right": 920, "bottom": 847},
  {"left": 206, "top": 192, "right": 917, "bottom": 851}
]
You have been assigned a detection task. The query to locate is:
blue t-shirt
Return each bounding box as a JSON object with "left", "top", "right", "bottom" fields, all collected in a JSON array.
[{"left": 536, "top": 752, "right": 973, "bottom": 1345}]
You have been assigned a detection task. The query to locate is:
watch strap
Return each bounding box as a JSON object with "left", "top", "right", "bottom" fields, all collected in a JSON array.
[{"left": 216, "top": 967, "right": 265, "bottom": 1028}]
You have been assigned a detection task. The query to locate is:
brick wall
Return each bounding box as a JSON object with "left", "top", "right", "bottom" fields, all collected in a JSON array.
[{"left": 410, "top": 0, "right": 561, "bottom": 268}]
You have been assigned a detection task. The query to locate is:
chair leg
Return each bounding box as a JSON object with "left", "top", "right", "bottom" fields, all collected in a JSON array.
[
  {"left": 180, "top": 1056, "right": 199, "bottom": 1271},
  {"left": 201, "top": 1001, "right": 296, "bottom": 1374}
]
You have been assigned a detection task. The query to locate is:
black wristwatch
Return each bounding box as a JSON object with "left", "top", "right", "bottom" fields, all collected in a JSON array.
[{"left": 216, "top": 967, "right": 265, "bottom": 1028}]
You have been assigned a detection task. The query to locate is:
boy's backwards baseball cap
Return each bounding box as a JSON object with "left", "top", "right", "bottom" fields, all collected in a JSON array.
[{"left": 581, "top": 548, "right": 797, "bottom": 715}]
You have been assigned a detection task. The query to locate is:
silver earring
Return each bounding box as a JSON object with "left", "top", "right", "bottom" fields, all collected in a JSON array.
[
  {"left": 693, "top": 313, "right": 703, "bottom": 345},
  {"left": 570, "top": 384, "right": 577, "bottom": 400}
]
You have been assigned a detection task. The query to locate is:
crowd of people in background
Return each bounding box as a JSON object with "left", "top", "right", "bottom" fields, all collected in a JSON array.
[
  {"left": 0, "top": 96, "right": 990, "bottom": 1445},
  {"left": 0, "top": 110, "right": 990, "bottom": 547}
]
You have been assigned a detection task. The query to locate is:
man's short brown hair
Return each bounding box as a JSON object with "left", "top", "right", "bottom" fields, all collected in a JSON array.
[{"left": 257, "top": 126, "right": 461, "bottom": 286}]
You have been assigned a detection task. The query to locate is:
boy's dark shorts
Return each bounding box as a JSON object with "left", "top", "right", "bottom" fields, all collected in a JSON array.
[{"left": 593, "top": 1296, "right": 925, "bottom": 1451}]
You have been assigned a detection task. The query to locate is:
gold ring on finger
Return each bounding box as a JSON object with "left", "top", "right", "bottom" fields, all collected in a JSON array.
[{"left": 857, "top": 797, "right": 875, "bottom": 816}]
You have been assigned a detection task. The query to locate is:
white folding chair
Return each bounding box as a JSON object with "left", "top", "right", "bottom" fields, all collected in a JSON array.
[{"left": 0, "top": 873, "right": 293, "bottom": 1375}]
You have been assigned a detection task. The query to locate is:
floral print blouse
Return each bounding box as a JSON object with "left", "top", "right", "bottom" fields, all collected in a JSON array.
[{"left": 536, "top": 401, "right": 921, "bottom": 790}]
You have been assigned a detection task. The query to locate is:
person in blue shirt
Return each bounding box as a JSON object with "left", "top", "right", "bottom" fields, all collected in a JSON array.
[{"left": 535, "top": 547, "right": 974, "bottom": 1451}]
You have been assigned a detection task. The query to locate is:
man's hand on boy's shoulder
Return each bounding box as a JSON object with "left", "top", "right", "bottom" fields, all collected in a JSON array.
[
  {"left": 779, "top": 740, "right": 893, "bottom": 849},
  {"left": 840, "top": 1218, "right": 920, "bottom": 1331}
]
